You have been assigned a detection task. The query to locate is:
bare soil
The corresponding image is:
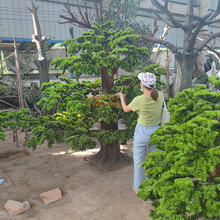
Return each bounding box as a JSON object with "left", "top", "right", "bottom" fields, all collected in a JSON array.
[{"left": 0, "top": 130, "right": 152, "bottom": 220}]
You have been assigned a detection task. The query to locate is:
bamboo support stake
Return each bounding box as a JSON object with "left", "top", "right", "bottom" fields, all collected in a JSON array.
[
  {"left": 0, "top": 52, "right": 15, "bottom": 64},
  {"left": 14, "top": 38, "right": 26, "bottom": 146},
  {"left": 14, "top": 38, "right": 24, "bottom": 109},
  {"left": 0, "top": 99, "right": 19, "bottom": 109}
]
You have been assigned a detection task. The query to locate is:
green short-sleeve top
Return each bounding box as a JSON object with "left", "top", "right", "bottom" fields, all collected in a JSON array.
[{"left": 129, "top": 92, "right": 163, "bottom": 127}]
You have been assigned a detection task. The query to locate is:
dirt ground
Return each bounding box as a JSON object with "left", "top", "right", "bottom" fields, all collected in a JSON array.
[{"left": 0, "top": 130, "right": 152, "bottom": 220}]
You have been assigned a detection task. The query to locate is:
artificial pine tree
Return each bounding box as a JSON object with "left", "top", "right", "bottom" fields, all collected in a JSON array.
[
  {"left": 138, "top": 82, "right": 220, "bottom": 219},
  {"left": 28, "top": 21, "right": 166, "bottom": 171}
]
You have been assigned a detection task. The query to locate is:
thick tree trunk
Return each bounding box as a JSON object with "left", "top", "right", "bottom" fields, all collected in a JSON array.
[
  {"left": 89, "top": 141, "right": 132, "bottom": 171},
  {"left": 34, "top": 59, "right": 50, "bottom": 87},
  {"left": 173, "top": 60, "right": 181, "bottom": 97},
  {"left": 14, "top": 129, "right": 19, "bottom": 147},
  {"left": 100, "top": 68, "right": 114, "bottom": 94},
  {"left": 88, "top": 71, "right": 132, "bottom": 171},
  {"left": 34, "top": 59, "right": 51, "bottom": 116},
  {"left": 28, "top": 2, "right": 50, "bottom": 88},
  {"left": 178, "top": 54, "right": 197, "bottom": 91},
  {"left": 88, "top": 121, "right": 132, "bottom": 171},
  {"left": 209, "top": 161, "right": 220, "bottom": 179}
]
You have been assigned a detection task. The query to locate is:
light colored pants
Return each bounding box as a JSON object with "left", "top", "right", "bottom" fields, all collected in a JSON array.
[{"left": 133, "top": 123, "right": 160, "bottom": 191}]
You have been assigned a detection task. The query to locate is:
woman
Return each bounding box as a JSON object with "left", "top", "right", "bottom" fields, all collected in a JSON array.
[{"left": 119, "top": 72, "right": 163, "bottom": 194}]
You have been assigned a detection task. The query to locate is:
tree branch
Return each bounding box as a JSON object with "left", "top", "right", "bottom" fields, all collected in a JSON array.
[
  {"left": 114, "top": 2, "right": 124, "bottom": 26},
  {"left": 153, "top": 24, "right": 171, "bottom": 62},
  {"left": 26, "top": 2, "right": 39, "bottom": 13},
  {"left": 100, "top": 0, "right": 103, "bottom": 24},
  {"left": 65, "top": 5, "right": 78, "bottom": 23},
  {"left": 208, "top": 0, "right": 220, "bottom": 20},
  {"left": 112, "top": 66, "right": 119, "bottom": 77},
  {"left": 185, "top": 1, "right": 211, "bottom": 52},
  {"left": 150, "top": 8, "right": 175, "bottom": 28},
  {"left": 185, "top": 0, "right": 194, "bottom": 33},
  {"left": 150, "top": 0, "right": 183, "bottom": 28},
  {"left": 84, "top": 1, "right": 91, "bottom": 27},
  {"left": 94, "top": 2, "right": 100, "bottom": 24},
  {"left": 186, "top": 22, "right": 203, "bottom": 52},
  {"left": 58, "top": 3, "right": 92, "bottom": 29},
  {"left": 206, "top": 45, "right": 220, "bottom": 58},
  {"left": 151, "top": 19, "right": 159, "bottom": 37},
  {"left": 186, "top": 11, "right": 212, "bottom": 22},
  {"left": 185, "top": 11, "right": 220, "bottom": 28},
  {"left": 107, "top": 0, "right": 113, "bottom": 21},
  {"left": 205, "top": 19, "right": 220, "bottom": 25},
  {"left": 164, "top": 0, "right": 168, "bottom": 9},
  {"left": 59, "top": 15, "right": 92, "bottom": 29},
  {"left": 140, "top": 35, "right": 177, "bottom": 53},
  {"left": 197, "top": 31, "right": 220, "bottom": 52},
  {"left": 77, "top": 0, "right": 89, "bottom": 26}
]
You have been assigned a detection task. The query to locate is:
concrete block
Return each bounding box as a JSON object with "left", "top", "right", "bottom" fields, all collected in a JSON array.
[
  {"left": 8, "top": 201, "right": 30, "bottom": 217},
  {"left": 4, "top": 200, "right": 24, "bottom": 214},
  {"left": 41, "top": 194, "right": 62, "bottom": 205},
  {"left": 40, "top": 188, "right": 62, "bottom": 200}
]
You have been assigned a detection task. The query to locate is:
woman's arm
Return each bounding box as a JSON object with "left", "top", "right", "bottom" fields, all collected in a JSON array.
[{"left": 118, "top": 92, "right": 132, "bottom": 113}]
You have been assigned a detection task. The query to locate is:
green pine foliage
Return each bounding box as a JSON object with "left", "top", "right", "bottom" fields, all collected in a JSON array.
[
  {"left": 0, "top": 81, "right": 10, "bottom": 96},
  {"left": 0, "top": 83, "right": 33, "bottom": 141},
  {"left": 0, "top": 126, "right": 5, "bottom": 141},
  {"left": 0, "top": 111, "right": 6, "bottom": 141},
  {"left": 0, "top": 21, "right": 156, "bottom": 152},
  {"left": 28, "top": 78, "right": 124, "bottom": 150},
  {"left": 27, "top": 111, "right": 95, "bottom": 150},
  {"left": 0, "top": 108, "right": 34, "bottom": 141},
  {"left": 29, "top": 21, "right": 158, "bottom": 152},
  {"left": 1, "top": 109, "right": 34, "bottom": 130},
  {"left": 52, "top": 21, "right": 150, "bottom": 78},
  {"left": 27, "top": 77, "right": 128, "bottom": 150},
  {"left": 138, "top": 85, "right": 220, "bottom": 219},
  {"left": 0, "top": 81, "right": 9, "bottom": 140},
  {"left": 27, "top": 63, "right": 166, "bottom": 151},
  {"left": 209, "top": 76, "right": 220, "bottom": 90}
]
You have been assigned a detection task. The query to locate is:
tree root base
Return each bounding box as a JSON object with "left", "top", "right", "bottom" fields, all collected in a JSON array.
[{"left": 87, "top": 153, "right": 133, "bottom": 172}]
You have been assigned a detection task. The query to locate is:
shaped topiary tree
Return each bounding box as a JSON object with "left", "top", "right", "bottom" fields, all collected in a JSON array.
[
  {"left": 138, "top": 83, "right": 220, "bottom": 219},
  {"left": 0, "top": 109, "right": 34, "bottom": 146},
  {"left": 27, "top": 21, "right": 166, "bottom": 171}
]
